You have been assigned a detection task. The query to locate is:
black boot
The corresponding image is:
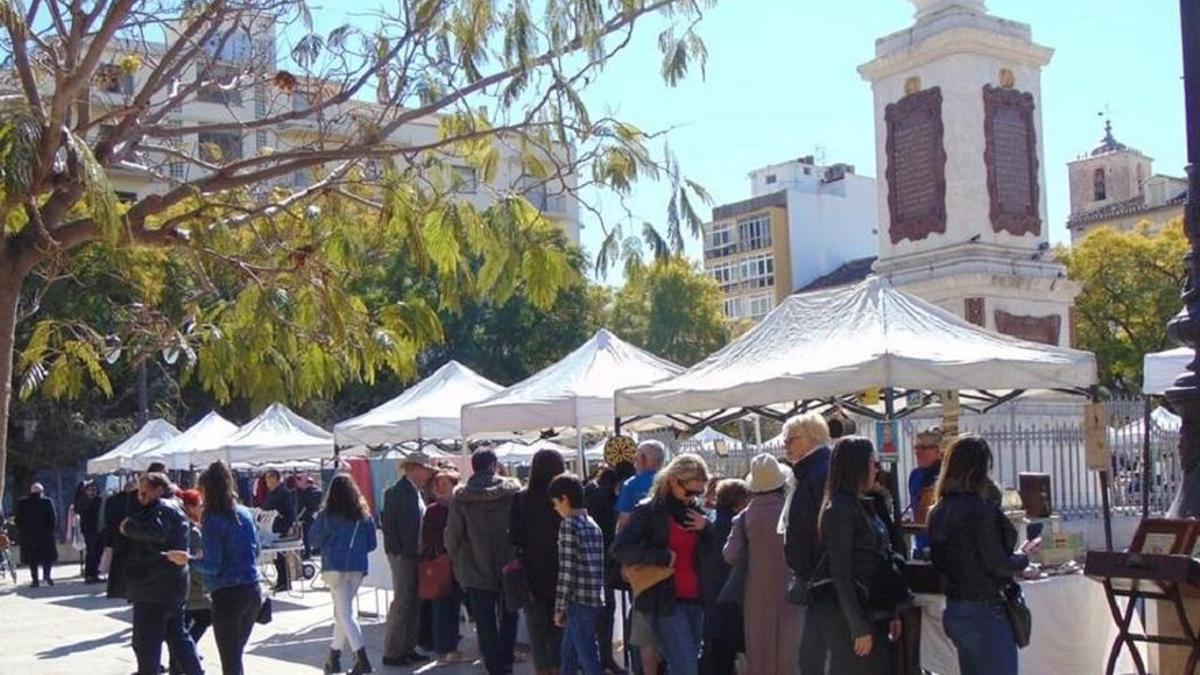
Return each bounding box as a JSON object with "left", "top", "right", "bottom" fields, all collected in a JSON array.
[
  {"left": 348, "top": 648, "right": 372, "bottom": 675},
  {"left": 323, "top": 649, "right": 342, "bottom": 674}
]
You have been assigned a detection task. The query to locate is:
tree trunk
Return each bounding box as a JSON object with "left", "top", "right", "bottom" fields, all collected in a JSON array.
[{"left": 0, "top": 264, "right": 19, "bottom": 515}]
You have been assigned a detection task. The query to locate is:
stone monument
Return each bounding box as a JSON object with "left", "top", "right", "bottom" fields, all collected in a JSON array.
[{"left": 859, "top": 0, "right": 1079, "bottom": 347}]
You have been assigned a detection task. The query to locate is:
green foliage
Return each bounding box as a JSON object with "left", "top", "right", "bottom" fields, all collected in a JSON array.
[
  {"left": 609, "top": 256, "right": 727, "bottom": 366},
  {"left": 1058, "top": 220, "right": 1189, "bottom": 390}
]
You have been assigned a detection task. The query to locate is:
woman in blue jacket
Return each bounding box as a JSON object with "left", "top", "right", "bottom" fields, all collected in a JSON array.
[{"left": 311, "top": 474, "right": 379, "bottom": 674}]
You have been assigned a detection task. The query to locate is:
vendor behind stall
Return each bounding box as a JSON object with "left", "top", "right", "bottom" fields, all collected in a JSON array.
[{"left": 907, "top": 426, "right": 943, "bottom": 557}]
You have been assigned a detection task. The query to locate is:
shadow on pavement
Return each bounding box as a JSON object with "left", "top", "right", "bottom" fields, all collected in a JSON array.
[{"left": 37, "top": 626, "right": 133, "bottom": 660}]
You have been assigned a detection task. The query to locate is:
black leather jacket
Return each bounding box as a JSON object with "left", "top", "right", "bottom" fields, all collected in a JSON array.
[
  {"left": 812, "top": 492, "right": 888, "bottom": 638},
  {"left": 123, "top": 497, "right": 190, "bottom": 605},
  {"left": 927, "top": 492, "right": 1028, "bottom": 603}
]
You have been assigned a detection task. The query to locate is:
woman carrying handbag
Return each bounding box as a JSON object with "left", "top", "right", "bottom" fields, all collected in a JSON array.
[
  {"left": 420, "top": 469, "right": 467, "bottom": 664},
  {"left": 311, "top": 474, "right": 379, "bottom": 674}
]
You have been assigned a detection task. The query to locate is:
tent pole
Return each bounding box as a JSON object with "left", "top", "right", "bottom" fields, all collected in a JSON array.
[
  {"left": 884, "top": 388, "right": 902, "bottom": 531},
  {"left": 614, "top": 416, "right": 622, "bottom": 436},
  {"left": 1093, "top": 387, "right": 1114, "bottom": 551},
  {"left": 1142, "top": 397, "right": 1153, "bottom": 519},
  {"left": 577, "top": 430, "right": 586, "bottom": 477}
]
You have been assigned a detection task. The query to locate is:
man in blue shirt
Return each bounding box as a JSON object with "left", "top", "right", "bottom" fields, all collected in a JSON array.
[
  {"left": 615, "top": 439, "right": 665, "bottom": 675},
  {"left": 908, "top": 426, "right": 944, "bottom": 557}
]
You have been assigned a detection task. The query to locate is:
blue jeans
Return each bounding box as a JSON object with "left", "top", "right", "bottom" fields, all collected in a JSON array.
[
  {"left": 133, "top": 601, "right": 202, "bottom": 675},
  {"left": 467, "top": 588, "right": 518, "bottom": 674},
  {"left": 431, "top": 584, "right": 462, "bottom": 654},
  {"left": 561, "top": 603, "right": 603, "bottom": 675},
  {"left": 943, "top": 600, "right": 1018, "bottom": 675},
  {"left": 653, "top": 603, "right": 703, "bottom": 675}
]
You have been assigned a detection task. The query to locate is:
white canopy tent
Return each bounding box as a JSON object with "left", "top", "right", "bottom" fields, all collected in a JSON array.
[
  {"left": 1143, "top": 347, "right": 1192, "bottom": 395},
  {"left": 461, "top": 328, "right": 684, "bottom": 465},
  {"left": 616, "top": 277, "right": 1098, "bottom": 420},
  {"left": 192, "top": 402, "right": 334, "bottom": 466},
  {"left": 688, "top": 426, "right": 742, "bottom": 449},
  {"left": 134, "top": 412, "right": 239, "bottom": 471},
  {"left": 492, "top": 439, "right": 577, "bottom": 464},
  {"left": 87, "top": 419, "right": 181, "bottom": 474},
  {"left": 1111, "top": 406, "right": 1182, "bottom": 441},
  {"left": 334, "top": 360, "right": 503, "bottom": 446}
]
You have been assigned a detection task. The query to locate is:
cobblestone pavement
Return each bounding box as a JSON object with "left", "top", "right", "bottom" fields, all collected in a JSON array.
[{"left": 0, "top": 564, "right": 548, "bottom": 674}]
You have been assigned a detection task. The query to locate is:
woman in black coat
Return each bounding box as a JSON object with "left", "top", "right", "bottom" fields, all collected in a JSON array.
[
  {"left": 15, "top": 483, "right": 58, "bottom": 587},
  {"left": 105, "top": 479, "right": 140, "bottom": 599},
  {"left": 509, "top": 449, "right": 566, "bottom": 675}
]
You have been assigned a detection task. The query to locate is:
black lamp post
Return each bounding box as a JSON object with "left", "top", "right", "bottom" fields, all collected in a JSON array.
[{"left": 1166, "top": 0, "right": 1200, "bottom": 518}]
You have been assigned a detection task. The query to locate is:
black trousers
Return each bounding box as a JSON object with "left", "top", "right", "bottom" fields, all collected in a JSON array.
[
  {"left": 801, "top": 596, "right": 893, "bottom": 675},
  {"left": 598, "top": 585, "right": 617, "bottom": 666},
  {"left": 211, "top": 583, "right": 262, "bottom": 675},
  {"left": 132, "top": 601, "right": 202, "bottom": 675},
  {"left": 272, "top": 553, "right": 290, "bottom": 589},
  {"left": 84, "top": 533, "right": 104, "bottom": 579},
  {"left": 28, "top": 563, "right": 51, "bottom": 582}
]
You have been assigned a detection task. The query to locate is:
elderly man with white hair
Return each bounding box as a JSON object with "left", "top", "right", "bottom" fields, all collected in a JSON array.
[
  {"left": 780, "top": 412, "right": 833, "bottom": 675},
  {"left": 15, "top": 482, "right": 59, "bottom": 587}
]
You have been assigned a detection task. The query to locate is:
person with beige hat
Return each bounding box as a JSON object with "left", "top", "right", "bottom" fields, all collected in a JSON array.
[
  {"left": 724, "top": 454, "right": 803, "bottom": 674},
  {"left": 381, "top": 450, "right": 439, "bottom": 667}
]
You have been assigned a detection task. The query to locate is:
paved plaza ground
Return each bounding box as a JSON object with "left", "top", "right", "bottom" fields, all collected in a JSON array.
[{"left": 0, "top": 563, "right": 543, "bottom": 674}]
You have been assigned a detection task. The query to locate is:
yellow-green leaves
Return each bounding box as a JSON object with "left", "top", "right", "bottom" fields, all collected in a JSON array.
[{"left": 17, "top": 322, "right": 113, "bottom": 401}]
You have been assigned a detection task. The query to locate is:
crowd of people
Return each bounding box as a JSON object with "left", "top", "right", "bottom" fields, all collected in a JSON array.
[{"left": 6, "top": 410, "right": 1042, "bottom": 675}]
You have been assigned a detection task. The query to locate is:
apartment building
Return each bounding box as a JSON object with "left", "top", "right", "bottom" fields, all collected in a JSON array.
[
  {"left": 79, "top": 17, "right": 581, "bottom": 243},
  {"left": 702, "top": 156, "right": 879, "bottom": 321}
]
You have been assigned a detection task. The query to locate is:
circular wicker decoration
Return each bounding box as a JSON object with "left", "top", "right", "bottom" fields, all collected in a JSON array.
[{"left": 604, "top": 435, "right": 638, "bottom": 466}]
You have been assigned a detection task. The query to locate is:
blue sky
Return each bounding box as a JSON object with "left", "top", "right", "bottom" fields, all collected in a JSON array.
[
  {"left": 319, "top": 0, "right": 1187, "bottom": 278},
  {"left": 570, "top": 0, "right": 1187, "bottom": 275}
]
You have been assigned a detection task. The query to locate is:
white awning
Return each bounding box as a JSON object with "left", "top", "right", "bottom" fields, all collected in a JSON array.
[
  {"left": 86, "top": 419, "right": 181, "bottom": 474},
  {"left": 616, "top": 277, "right": 1098, "bottom": 417},
  {"left": 334, "top": 361, "right": 503, "bottom": 446},
  {"left": 461, "top": 328, "right": 683, "bottom": 436},
  {"left": 134, "top": 412, "right": 239, "bottom": 471},
  {"left": 492, "top": 439, "right": 576, "bottom": 463},
  {"left": 1143, "top": 347, "right": 1192, "bottom": 395},
  {"left": 194, "top": 402, "right": 334, "bottom": 465}
]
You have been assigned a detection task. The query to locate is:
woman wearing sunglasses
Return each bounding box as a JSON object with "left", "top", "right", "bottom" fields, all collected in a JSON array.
[{"left": 611, "top": 454, "right": 712, "bottom": 675}]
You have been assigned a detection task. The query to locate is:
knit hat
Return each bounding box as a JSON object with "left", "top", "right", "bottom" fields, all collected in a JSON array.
[{"left": 745, "top": 453, "right": 791, "bottom": 493}]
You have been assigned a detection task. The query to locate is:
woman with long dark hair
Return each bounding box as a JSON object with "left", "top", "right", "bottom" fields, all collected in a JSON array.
[
  {"left": 928, "top": 436, "right": 1038, "bottom": 675},
  {"left": 422, "top": 469, "right": 466, "bottom": 664},
  {"left": 188, "top": 461, "right": 263, "bottom": 675},
  {"left": 799, "top": 436, "right": 902, "bottom": 674},
  {"left": 311, "top": 473, "right": 378, "bottom": 674},
  {"left": 510, "top": 448, "right": 567, "bottom": 675}
]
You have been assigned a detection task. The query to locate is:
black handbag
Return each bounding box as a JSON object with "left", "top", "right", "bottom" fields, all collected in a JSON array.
[
  {"left": 1002, "top": 581, "right": 1032, "bottom": 648},
  {"left": 256, "top": 596, "right": 273, "bottom": 625},
  {"left": 867, "top": 549, "right": 914, "bottom": 614}
]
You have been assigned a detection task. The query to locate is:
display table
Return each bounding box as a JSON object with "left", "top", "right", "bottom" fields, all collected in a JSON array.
[{"left": 915, "top": 573, "right": 1146, "bottom": 675}]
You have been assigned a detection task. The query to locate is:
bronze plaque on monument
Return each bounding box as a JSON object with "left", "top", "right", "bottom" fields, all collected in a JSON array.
[
  {"left": 885, "top": 87, "right": 947, "bottom": 244},
  {"left": 994, "top": 310, "right": 1060, "bottom": 345},
  {"left": 983, "top": 85, "right": 1041, "bottom": 237}
]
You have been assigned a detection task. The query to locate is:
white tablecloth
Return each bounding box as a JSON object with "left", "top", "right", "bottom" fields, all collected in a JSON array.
[{"left": 916, "top": 573, "right": 1144, "bottom": 675}]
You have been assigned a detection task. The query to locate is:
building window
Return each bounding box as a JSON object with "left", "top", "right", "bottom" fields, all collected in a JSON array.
[
  {"left": 453, "top": 166, "right": 478, "bottom": 193},
  {"left": 1137, "top": 164, "right": 1146, "bottom": 198},
  {"left": 710, "top": 263, "right": 735, "bottom": 289},
  {"left": 197, "top": 131, "right": 242, "bottom": 162},
  {"left": 255, "top": 85, "right": 268, "bottom": 118},
  {"left": 803, "top": 167, "right": 812, "bottom": 176},
  {"left": 96, "top": 64, "right": 134, "bottom": 95},
  {"left": 169, "top": 162, "right": 186, "bottom": 180},
  {"left": 256, "top": 131, "right": 268, "bottom": 152},
  {"left": 747, "top": 294, "right": 774, "bottom": 319},
  {"left": 765, "top": 174, "right": 777, "bottom": 185},
  {"left": 706, "top": 223, "right": 734, "bottom": 258},
  {"left": 740, "top": 254, "right": 774, "bottom": 289},
  {"left": 723, "top": 297, "right": 741, "bottom": 319},
  {"left": 737, "top": 214, "right": 772, "bottom": 251},
  {"left": 1093, "top": 168, "right": 1107, "bottom": 201}
]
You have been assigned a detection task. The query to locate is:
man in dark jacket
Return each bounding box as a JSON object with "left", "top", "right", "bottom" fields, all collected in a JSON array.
[
  {"left": 296, "top": 476, "right": 323, "bottom": 558},
  {"left": 14, "top": 483, "right": 58, "bottom": 587},
  {"left": 381, "top": 451, "right": 437, "bottom": 667},
  {"left": 76, "top": 481, "right": 104, "bottom": 583},
  {"left": 445, "top": 450, "right": 521, "bottom": 675},
  {"left": 262, "top": 469, "right": 296, "bottom": 591},
  {"left": 121, "top": 472, "right": 201, "bottom": 675},
  {"left": 105, "top": 478, "right": 139, "bottom": 599},
  {"left": 780, "top": 413, "right": 832, "bottom": 675}
]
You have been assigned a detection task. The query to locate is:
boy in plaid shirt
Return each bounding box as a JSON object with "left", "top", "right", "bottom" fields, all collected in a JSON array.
[{"left": 549, "top": 473, "right": 606, "bottom": 675}]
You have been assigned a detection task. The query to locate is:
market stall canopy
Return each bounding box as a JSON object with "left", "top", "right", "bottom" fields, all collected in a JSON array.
[
  {"left": 134, "top": 412, "right": 239, "bottom": 471},
  {"left": 87, "top": 419, "right": 181, "bottom": 474},
  {"left": 492, "top": 438, "right": 576, "bottom": 463},
  {"left": 689, "top": 426, "right": 742, "bottom": 449},
  {"left": 193, "top": 402, "right": 334, "bottom": 465},
  {"left": 1110, "top": 406, "right": 1183, "bottom": 441},
  {"left": 616, "top": 277, "right": 1098, "bottom": 418},
  {"left": 1143, "top": 347, "right": 1192, "bottom": 395},
  {"left": 461, "top": 328, "right": 684, "bottom": 436},
  {"left": 334, "top": 361, "right": 503, "bottom": 446}
]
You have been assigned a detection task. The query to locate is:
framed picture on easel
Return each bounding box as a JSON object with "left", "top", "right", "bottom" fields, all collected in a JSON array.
[{"left": 1129, "top": 519, "right": 1197, "bottom": 556}]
